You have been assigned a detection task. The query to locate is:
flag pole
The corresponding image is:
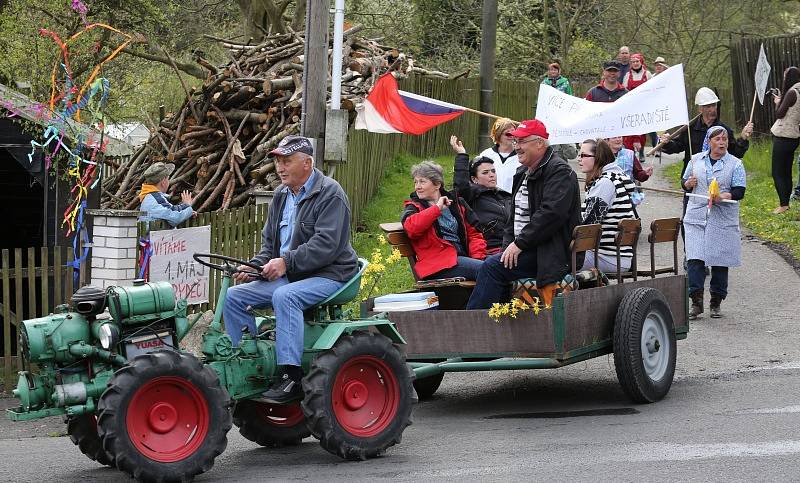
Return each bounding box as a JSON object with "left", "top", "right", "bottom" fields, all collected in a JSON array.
[
  {"left": 646, "top": 114, "right": 700, "bottom": 156},
  {"left": 460, "top": 106, "right": 511, "bottom": 121},
  {"left": 749, "top": 91, "right": 758, "bottom": 124}
]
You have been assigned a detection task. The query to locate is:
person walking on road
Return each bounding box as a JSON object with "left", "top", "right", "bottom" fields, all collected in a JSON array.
[
  {"left": 541, "top": 62, "right": 573, "bottom": 95},
  {"left": 769, "top": 66, "right": 800, "bottom": 214},
  {"left": 681, "top": 126, "right": 747, "bottom": 319},
  {"left": 585, "top": 61, "right": 628, "bottom": 102},
  {"left": 621, "top": 53, "right": 653, "bottom": 158},
  {"left": 616, "top": 46, "right": 631, "bottom": 82},
  {"left": 660, "top": 87, "right": 753, "bottom": 176}
]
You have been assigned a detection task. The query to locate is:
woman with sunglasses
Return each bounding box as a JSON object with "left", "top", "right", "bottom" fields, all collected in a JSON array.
[
  {"left": 450, "top": 135, "right": 513, "bottom": 254},
  {"left": 478, "top": 118, "right": 521, "bottom": 193},
  {"left": 577, "top": 139, "right": 638, "bottom": 274}
]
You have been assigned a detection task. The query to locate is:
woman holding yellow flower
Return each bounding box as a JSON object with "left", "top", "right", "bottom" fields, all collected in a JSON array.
[{"left": 681, "top": 126, "right": 746, "bottom": 319}]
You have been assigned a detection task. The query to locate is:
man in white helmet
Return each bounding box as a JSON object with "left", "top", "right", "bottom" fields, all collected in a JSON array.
[{"left": 660, "top": 87, "right": 753, "bottom": 173}]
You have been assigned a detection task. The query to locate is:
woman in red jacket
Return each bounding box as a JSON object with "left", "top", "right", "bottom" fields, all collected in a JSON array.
[{"left": 401, "top": 160, "right": 487, "bottom": 280}]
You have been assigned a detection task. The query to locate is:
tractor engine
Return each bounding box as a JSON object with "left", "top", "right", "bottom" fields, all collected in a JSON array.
[{"left": 10, "top": 280, "right": 191, "bottom": 420}]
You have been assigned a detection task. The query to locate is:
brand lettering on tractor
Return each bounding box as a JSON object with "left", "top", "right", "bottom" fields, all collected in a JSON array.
[{"left": 135, "top": 340, "right": 165, "bottom": 350}]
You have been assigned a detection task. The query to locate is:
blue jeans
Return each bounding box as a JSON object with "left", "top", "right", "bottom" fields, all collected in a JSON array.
[
  {"left": 223, "top": 276, "right": 343, "bottom": 365},
  {"left": 424, "top": 256, "right": 484, "bottom": 280},
  {"left": 466, "top": 251, "right": 538, "bottom": 309},
  {"left": 687, "top": 259, "right": 728, "bottom": 298}
]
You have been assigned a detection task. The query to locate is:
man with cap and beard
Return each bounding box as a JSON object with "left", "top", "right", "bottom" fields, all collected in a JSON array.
[
  {"left": 466, "top": 120, "right": 582, "bottom": 309},
  {"left": 223, "top": 135, "right": 358, "bottom": 404},
  {"left": 138, "top": 162, "right": 195, "bottom": 226}
]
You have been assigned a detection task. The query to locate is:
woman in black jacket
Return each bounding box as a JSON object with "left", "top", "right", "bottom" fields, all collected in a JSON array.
[{"left": 450, "top": 135, "right": 512, "bottom": 254}]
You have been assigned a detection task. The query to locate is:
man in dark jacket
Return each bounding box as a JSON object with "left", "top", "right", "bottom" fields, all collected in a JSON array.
[
  {"left": 585, "top": 61, "right": 628, "bottom": 102},
  {"left": 466, "top": 120, "right": 581, "bottom": 309},
  {"left": 223, "top": 135, "right": 358, "bottom": 404},
  {"left": 661, "top": 87, "right": 753, "bottom": 174}
]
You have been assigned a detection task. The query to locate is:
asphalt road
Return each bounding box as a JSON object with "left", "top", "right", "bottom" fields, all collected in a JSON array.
[{"left": 1, "top": 153, "right": 799, "bottom": 482}]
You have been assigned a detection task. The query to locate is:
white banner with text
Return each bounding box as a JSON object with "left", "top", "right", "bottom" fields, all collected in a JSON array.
[
  {"left": 149, "top": 225, "right": 211, "bottom": 304},
  {"left": 535, "top": 64, "right": 689, "bottom": 144}
]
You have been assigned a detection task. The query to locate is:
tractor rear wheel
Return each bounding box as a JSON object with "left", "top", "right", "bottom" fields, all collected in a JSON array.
[
  {"left": 233, "top": 400, "right": 310, "bottom": 447},
  {"left": 613, "top": 287, "right": 677, "bottom": 403},
  {"left": 97, "top": 350, "right": 232, "bottom": 483},
  {"left": 66, "top": 414, "right": 115, "bottom": 466},
  {"left": 413, "top": 373, "right": 444, "bottom": 400},
  {"left": 302, "top": 332, "right": 416, "bottom": 460}
]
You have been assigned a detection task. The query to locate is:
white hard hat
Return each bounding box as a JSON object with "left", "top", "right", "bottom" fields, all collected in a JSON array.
[{"left": 695, "top": 87, "right": 720, "bottom": 106}]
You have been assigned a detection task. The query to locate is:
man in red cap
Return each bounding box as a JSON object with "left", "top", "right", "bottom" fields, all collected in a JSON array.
[{"left": 466, "top": 119, "right": 582, "bottom": 309}]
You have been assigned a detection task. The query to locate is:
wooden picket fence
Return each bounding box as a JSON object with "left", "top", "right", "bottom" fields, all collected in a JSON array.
[
  {"left": 137, "top": 203, "right": 269, "bottom": 313},
  {"left": 1, "top": 247, "right": 75, "bottom": 390}
]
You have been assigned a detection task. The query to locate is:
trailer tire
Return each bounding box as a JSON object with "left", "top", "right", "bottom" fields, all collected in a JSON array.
[
  {"left": 97, "top": 350, "right": 232, "bottom": 483},
  {"left": 302, "top": 332, "right": 416, "bottom": 460},
  {"left": 613, "top": 287, "right": 677, "bottom": 403},
  {"left": 413, "top": 372, "right": 444, "bottom": 400},
  {"left": 67, "top": 414, "right": 115, "bottom": 467},
  {"left": 233, "top": 400, "right": 310, "bottom": 447}
]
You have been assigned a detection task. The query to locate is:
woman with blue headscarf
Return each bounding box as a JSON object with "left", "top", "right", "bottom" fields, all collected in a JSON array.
[{"left": 681, "top": 125, "right": 747, "bottom": 319}]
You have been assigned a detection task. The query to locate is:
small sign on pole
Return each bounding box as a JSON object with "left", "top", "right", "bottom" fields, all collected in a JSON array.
[
  {"left": 750, "top": 43, "right": 771, "bottom": 123},
  {"left": 149, "top": 225, "right": 211, "bottom": 304},
  {"left": 754, "top": 43, "right": 772, "bottom": 105}
]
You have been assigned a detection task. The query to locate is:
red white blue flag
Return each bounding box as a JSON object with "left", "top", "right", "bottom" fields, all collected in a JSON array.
[{"left": 355, "top": 73, "right": 465, "bottom": 135}]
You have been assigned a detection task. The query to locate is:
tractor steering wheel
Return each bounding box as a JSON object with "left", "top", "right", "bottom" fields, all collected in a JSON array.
[{"left": 193, "top": 253, "right": 264, "bottom": 279}]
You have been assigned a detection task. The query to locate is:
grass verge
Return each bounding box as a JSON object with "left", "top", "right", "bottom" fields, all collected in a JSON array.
[{"left": 663, "top": 142, "right": 800, "bottom": 262}]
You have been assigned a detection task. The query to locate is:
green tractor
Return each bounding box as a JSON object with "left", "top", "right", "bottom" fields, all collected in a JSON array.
[{"left": 7, "top": 254, "right": 415, "bottom": 482}]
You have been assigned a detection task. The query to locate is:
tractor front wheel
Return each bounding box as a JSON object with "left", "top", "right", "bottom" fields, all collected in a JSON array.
[
  {"left": 97, "top": 350, "right": 232, "bottom": 483},
  {"left": 302, "top": 332, "right": 415, "bottom": 460},
  {"left": 233, "top": 400, "right": 310, "bottom": 447},
  {"left": 66, "top": 414, "right": 115, "bottom": 466}
]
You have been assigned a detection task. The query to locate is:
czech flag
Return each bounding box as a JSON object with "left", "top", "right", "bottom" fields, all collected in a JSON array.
[{"left": 355, "top": 73, "right": 465, "bottom": 135}]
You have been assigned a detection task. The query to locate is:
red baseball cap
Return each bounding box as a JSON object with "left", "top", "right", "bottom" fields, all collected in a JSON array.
[{"left": 509, "top": 119, "right": 549, "bottom": 139}]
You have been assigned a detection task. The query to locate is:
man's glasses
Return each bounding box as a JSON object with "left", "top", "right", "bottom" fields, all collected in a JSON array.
[{"left": 511, "top": 138, "right": 537, "bottom": 147}]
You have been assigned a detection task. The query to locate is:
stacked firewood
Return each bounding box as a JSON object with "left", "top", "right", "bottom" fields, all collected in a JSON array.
[{"left": 101, "top": 26, "right": 450, "bottom": 211}]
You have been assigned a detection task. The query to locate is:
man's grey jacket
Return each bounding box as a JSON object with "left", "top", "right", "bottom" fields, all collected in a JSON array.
[{"left": 250, "top": 168, "right": 358, "bottom": 282}]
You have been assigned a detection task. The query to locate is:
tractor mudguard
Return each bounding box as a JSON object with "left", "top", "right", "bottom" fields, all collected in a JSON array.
[{"left": 311, "top": 320, "right": 405, "bottom": 350}]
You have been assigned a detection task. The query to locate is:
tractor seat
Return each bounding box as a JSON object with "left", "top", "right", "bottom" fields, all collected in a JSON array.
[{"left": 315, "top": 258, "right": 369, "bottom": 307}]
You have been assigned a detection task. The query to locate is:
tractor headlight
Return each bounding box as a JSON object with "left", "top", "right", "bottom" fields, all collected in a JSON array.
[{"left": 98, "top": 324, "right": 120, "bottom": 350}]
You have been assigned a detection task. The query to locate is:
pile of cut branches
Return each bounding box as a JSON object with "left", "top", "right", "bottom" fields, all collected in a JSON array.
[{"left": 102, "top": 26, "right": 449, "bottom": 211}]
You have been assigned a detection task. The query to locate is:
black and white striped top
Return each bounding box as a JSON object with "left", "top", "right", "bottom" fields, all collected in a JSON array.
[
  {"left": 513, "top": 172, "right": 531, "bottom": 237},
  {"left": 581, "top": 164, "right": 637, "bottom": 259}
]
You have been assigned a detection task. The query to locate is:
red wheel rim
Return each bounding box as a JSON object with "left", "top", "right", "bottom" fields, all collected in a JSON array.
[
  {"left": 126, "top": 376, "right": 210, "bottom": 463},
  {"left": 253, "top": 402, "right": 305, "bottom": 427},
  {"left": 332, "top": 355, "right": 399, "bottom": 437}
]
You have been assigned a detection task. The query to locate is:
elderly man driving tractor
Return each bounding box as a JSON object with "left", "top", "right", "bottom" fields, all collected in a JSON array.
[{"left": 223, "top": 135, "right": 358, "bottom": 404}]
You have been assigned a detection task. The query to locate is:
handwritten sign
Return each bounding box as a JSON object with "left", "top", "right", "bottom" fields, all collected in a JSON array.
[
  {"left": 535, "top": 64, "right": 689, "bottom": 144},
  {"left": 754, "top": 43, "right": 771, "bottom": 105},
  {"left": 149, "top": 225, "right": 211, "bottom": 304}
]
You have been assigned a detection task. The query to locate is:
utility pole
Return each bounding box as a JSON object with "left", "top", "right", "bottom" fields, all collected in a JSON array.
[
  {"left": 479, "top": 0, "right": 498, "bottom": 151},
  {"left": 301, "top": 0, "right": 329, "bottom": 167}
]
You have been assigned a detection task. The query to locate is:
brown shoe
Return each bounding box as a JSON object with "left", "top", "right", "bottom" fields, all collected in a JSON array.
[
  {"left": 689, "top": 291, "right": 704, "bottom": 320},
  {"left": 709, "top": 293, "right": 723, "bottom": 318}
]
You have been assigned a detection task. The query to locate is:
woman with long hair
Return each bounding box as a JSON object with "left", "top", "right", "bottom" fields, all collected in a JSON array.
[
  {"left": 577, "top": 139, "right": 637, "bottom": 274},
  {"left": 770, "top": 66, "right": 800, "bottom": 214}
]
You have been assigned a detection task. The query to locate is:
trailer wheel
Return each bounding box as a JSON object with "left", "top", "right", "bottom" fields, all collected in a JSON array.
[
  {"left": 413, "top": 373, "right": 444, "bottom": 400},
  {"left": 66, "top": 414, "right": 115, "bottom": 467},
  {"left": 302, "top": 332, "right": 416, "bottom": 460},
  {"left": 613, "top": 287, "right": 677, "bottom": 403},
  {"left": 97, "top": 350, "right": 232, "bottom": 483},
  {"left": 233, "top": 400, "right": 310, "bottom": 447}
]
